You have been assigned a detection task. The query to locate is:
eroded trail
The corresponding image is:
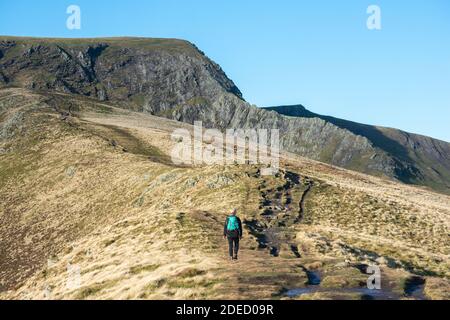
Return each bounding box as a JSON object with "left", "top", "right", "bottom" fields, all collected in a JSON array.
[
  {"left": 216, "top": 167, "right": 432, "bottom": 300},
  {"left": 298, "top": 179, "right": 313, "bottom": 223},
  {"left": 245, "top": 169, "right": 313, "bottom": 258}
]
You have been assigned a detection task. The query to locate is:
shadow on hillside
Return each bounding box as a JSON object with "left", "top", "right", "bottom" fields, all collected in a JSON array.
[
  {"left": 264, "top": 105, "right": 411, "bottom": 162},
  {"left": 84, "top": 122, "right": 183, "bottom": 168}
]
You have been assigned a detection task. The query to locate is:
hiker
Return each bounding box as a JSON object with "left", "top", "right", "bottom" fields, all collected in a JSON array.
[{"left": 223, "top": 209, "right": 243, "bottom": 260}]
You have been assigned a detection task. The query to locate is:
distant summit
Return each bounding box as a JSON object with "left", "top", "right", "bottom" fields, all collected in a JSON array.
[{"left": 264, "top": 105, "right": 312, "bottom": 118}]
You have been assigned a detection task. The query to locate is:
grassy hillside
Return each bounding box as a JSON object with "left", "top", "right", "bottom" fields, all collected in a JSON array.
[
  {"left": 0, "top": 88, "right": 448, "bottom": 300},
  {"left": 0, "top": 36, "right": 203, "bottom": 55}
]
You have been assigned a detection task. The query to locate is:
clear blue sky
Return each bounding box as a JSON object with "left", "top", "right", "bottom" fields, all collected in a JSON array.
[{"left": 1, "top": 0, "right": 449, "bottom": 141}]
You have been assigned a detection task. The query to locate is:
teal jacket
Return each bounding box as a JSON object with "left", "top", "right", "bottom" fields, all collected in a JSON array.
[{"left": 224, "top": 216, "right": 243, "bottom": 238}]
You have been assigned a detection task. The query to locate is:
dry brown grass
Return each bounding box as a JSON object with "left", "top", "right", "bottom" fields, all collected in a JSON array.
[{"left": 0, "top": 88, "right": 448, "bottom": 300}]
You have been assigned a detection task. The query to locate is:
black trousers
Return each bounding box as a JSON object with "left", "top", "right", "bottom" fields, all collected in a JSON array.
[{"left": 227, "top": 236, "right": 240, "bottom": 257}]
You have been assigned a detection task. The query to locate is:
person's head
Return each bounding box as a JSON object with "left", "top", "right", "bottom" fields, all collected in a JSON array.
[{"left": 231, "top": 208, "right": 237, "bottom": 216}]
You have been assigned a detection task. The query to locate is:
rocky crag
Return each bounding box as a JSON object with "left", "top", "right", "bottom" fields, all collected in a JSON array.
[{"left": 1, "top": 36, "right": 449, "bottom": 193}]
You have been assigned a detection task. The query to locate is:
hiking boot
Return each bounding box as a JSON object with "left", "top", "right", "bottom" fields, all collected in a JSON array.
[{"left": 233, "top": 255, "right": 238, "bottom": 260}]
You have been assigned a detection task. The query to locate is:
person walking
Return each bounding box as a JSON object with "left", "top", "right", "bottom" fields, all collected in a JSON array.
[{"left": 223, "top": 209, "right": 243, "bottom": 260}]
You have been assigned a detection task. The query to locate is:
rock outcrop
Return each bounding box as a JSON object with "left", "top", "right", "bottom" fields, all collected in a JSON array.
[{"left": 1, "top": 36, "right": 449, "bottom": 193}]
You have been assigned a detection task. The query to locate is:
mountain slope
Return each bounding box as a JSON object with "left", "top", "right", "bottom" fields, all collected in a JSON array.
[
  {"left": 264, "top": 105, "right": 450, "bottom": 193},
  {"left": 0, "top": 88, "right": 449, "bottom": 300},
  {"left": 1, "top": 36, "right": 449, "bottom": 194}
]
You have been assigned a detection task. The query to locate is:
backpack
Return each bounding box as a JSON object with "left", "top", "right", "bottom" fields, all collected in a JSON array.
[{"left": 227, "top": 216, "right": 239, "bottom": 233}]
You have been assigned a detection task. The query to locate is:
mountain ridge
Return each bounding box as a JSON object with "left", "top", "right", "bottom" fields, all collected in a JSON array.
[
  {"left": 264, "top": 104, "right": 450, "bottom": 192},
  {"left": 264, "top": 104, "right": 449, "bottom": 144},
  {"left": 1, "top": 36, "right": 449, "bottom": 194}
]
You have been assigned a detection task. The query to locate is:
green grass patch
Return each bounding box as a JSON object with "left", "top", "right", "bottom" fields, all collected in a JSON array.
[{"left": 129, "top": 264, "right": 160, "bottom": 275}]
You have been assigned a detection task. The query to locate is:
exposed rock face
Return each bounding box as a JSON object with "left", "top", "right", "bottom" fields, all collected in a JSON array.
[
  {"left": 0, "top": 38, "right": 242, "bottom": 107},
  {"left": 1, "top": 37, "right": 449, "bottom": 193},
  {"left": 265, "top": 105, "right": 450, "bottom": 193}
]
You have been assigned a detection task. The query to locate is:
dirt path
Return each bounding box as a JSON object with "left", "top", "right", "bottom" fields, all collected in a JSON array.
[
  {"left": 212, "top": 168, "right": 320, "bottom": 299},
  {"left": 298, "top": 180, "right": 313, "bottom": 223},
  {"left": 244, "top": 169, "right": 313, "bottom": 258}
]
